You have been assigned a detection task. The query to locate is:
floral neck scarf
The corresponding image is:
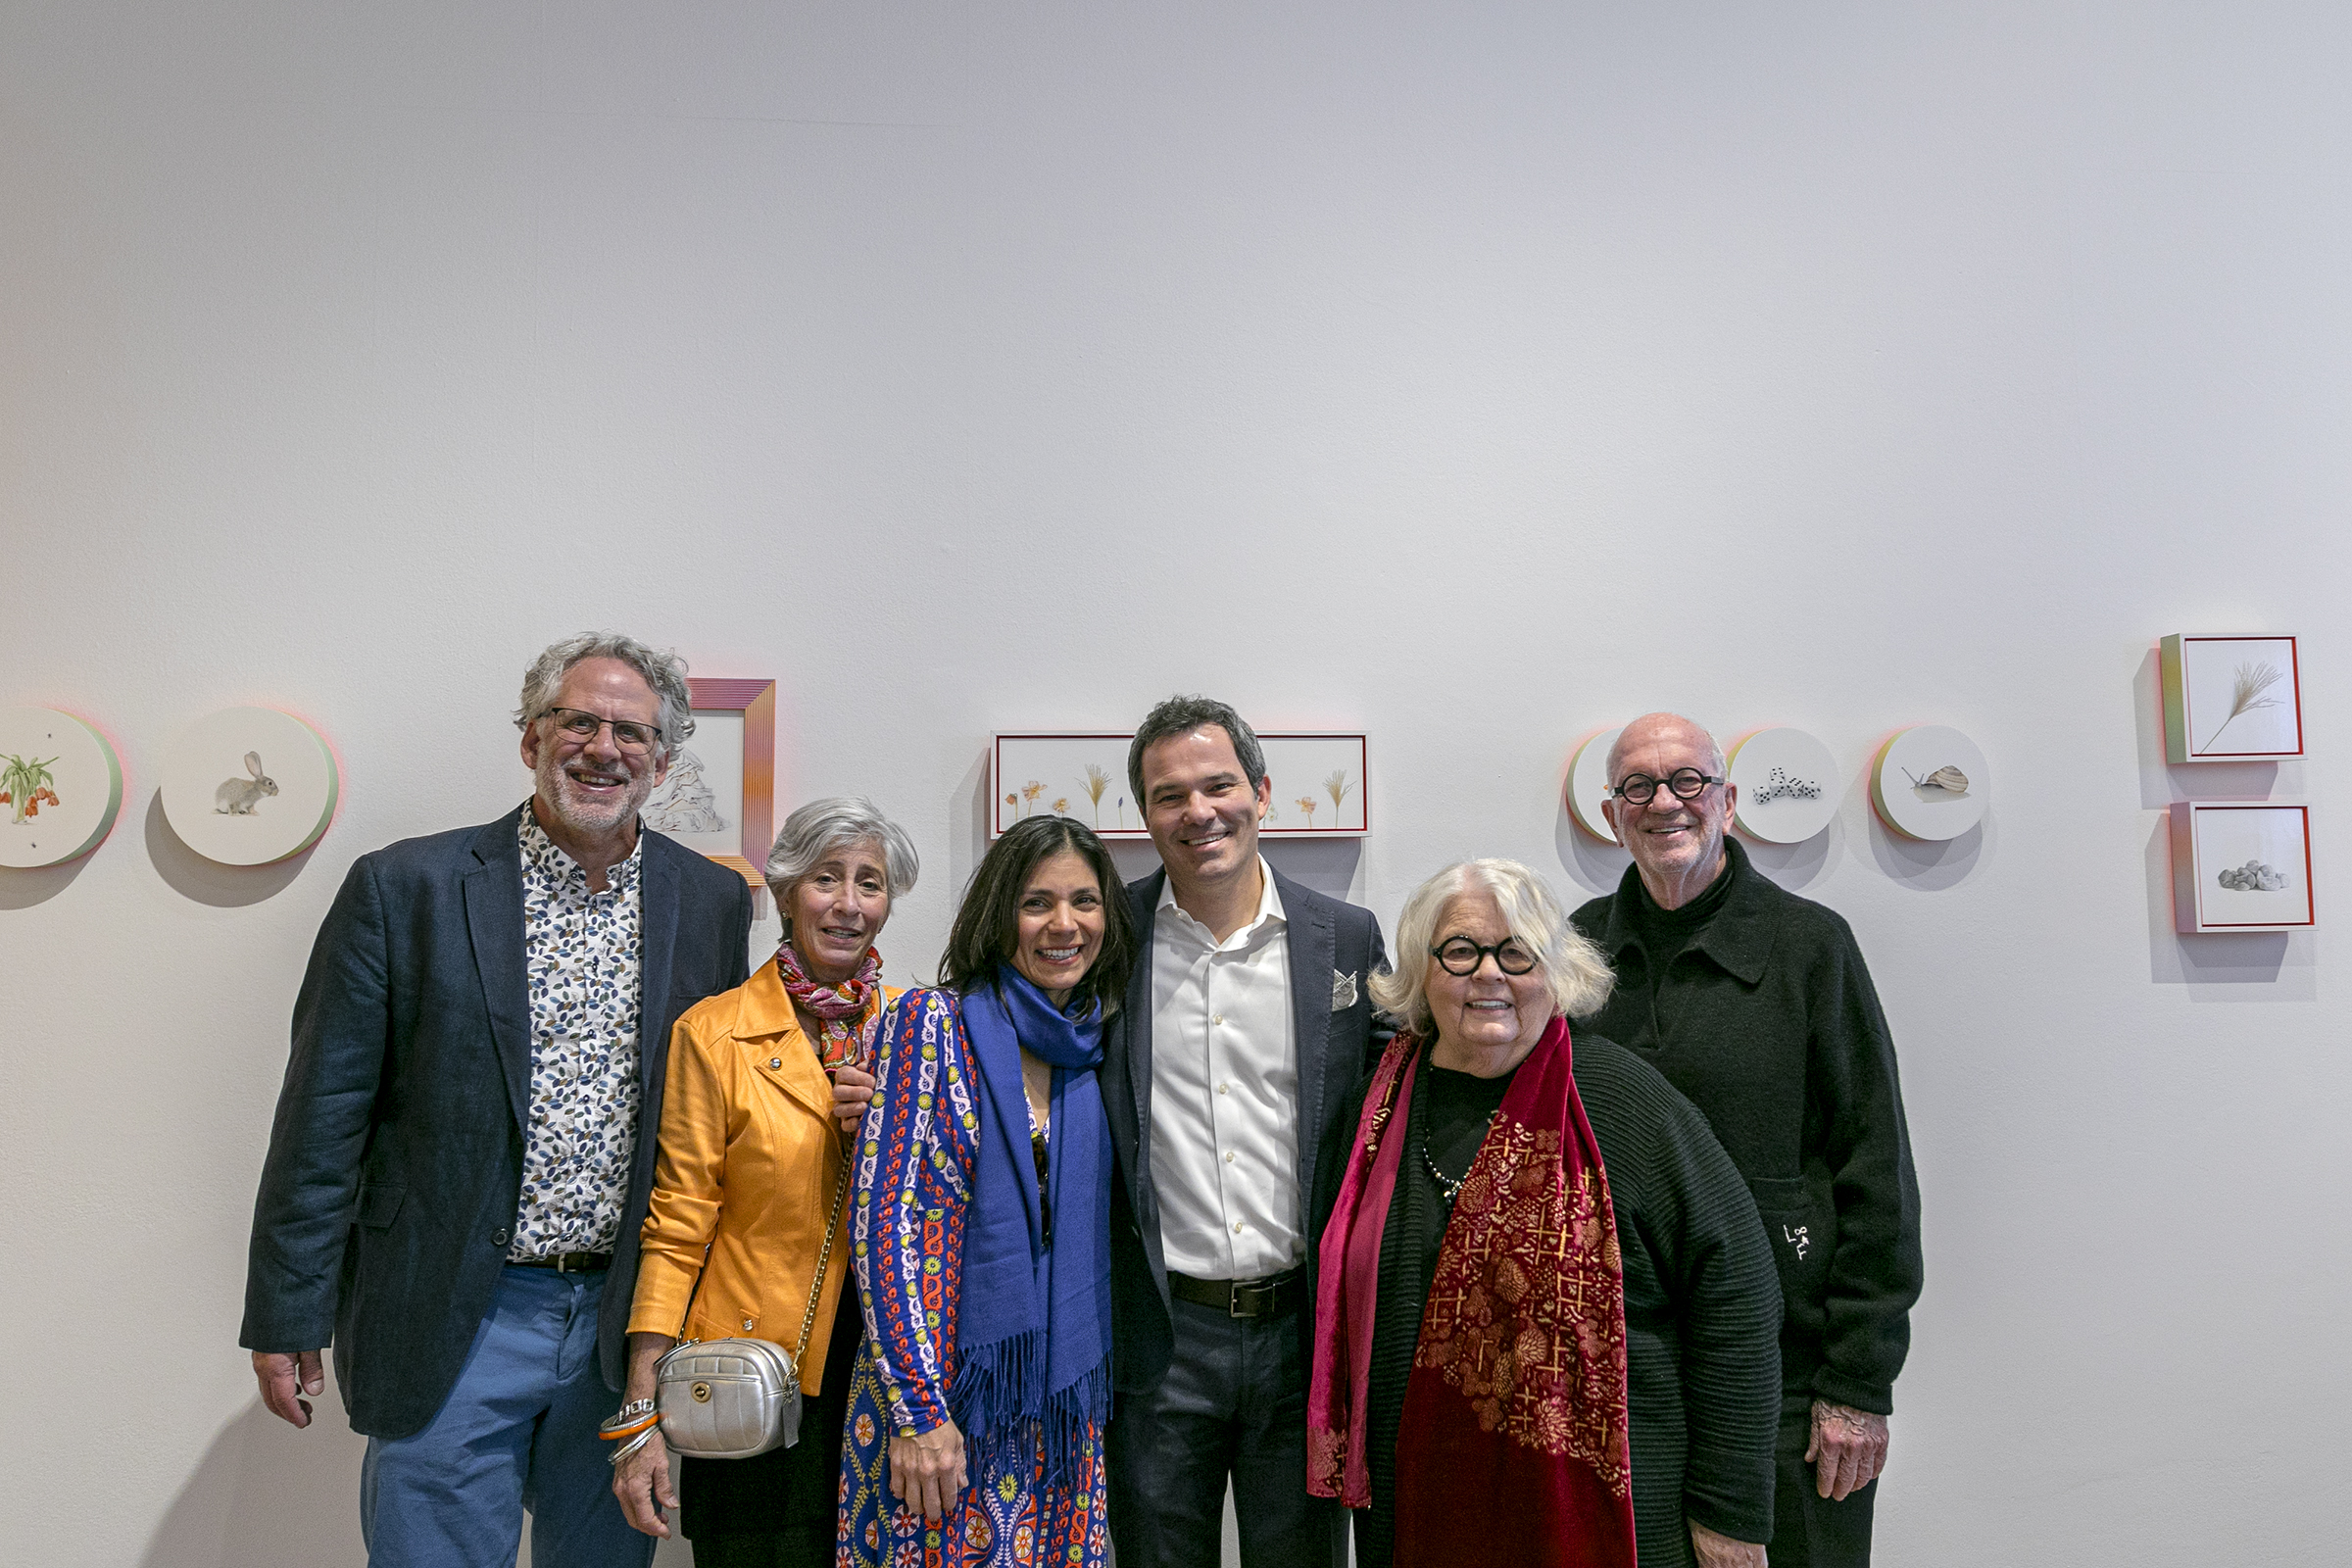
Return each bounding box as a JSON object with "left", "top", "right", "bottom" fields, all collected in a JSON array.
[{"left": 774, "top": 939, "right": 885, "bottom": 1071}]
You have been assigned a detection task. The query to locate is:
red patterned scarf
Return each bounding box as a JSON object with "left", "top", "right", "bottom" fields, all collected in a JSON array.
[
  {"left": 773, "top": 940, "right": 885, "bottom": 1071},
  {"left": 1307, "top": 1017, "right": 1636, "bottom": 1567}
]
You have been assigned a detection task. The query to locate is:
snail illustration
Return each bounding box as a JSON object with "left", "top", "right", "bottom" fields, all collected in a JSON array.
[
  {"left": 216, "top": 751, "right": 279, "bottom": 814},
  {"left": 1902, "top": 764, "right": 1970, "bottom": 796}
]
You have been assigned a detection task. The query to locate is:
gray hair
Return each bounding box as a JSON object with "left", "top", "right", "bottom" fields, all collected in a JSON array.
[
  {"left": 763, "top": 796, "right": 920, "bottom": 912},
  {"left": 514, "top": 632, "right": 696, "bottom": 760},
  {"left": 1367, "top": 858, "right": 1615, "bottom": 1036},
  {"left": 1127, "top": 694, "right": 1267, "bottom": 804}
]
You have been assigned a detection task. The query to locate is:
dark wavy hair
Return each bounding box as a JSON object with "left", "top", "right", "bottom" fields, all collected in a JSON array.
[
  {"left": 1126, "top": 693, "right": 1266, "bottom": 806},
  {"left": 941, "top": 815, "right": 1136, "bottom": 1017}
]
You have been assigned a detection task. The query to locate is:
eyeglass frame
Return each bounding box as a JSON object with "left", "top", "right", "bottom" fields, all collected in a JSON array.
[
  {"left": 1608, "top": 768, "right": 1724, "bottom": 806},
  {"left": 1429, "top": 937, "right": 1540, "bottom": 977},
  {"left": 535, "top": 706, "right": 666, "bottom": 755}
]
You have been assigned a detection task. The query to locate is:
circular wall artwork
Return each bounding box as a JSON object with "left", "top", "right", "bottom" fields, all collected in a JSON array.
[
  {"left": 1870, "top": 725, "right": 1987, "bottom": 843},
  {"left": 1727, "top": 727, "right": 1839, "bottom": 844},
  {"left": 1565, "top": 727, "right": 1623, "bottom": 844},
  {"left": 0, "top": 707, "right": 124, "bottom": 867},
  {"left": 161, "top": 707, "right": 339, "bottom": 865}
]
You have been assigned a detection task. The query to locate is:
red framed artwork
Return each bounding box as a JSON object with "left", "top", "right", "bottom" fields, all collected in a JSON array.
[{"left": 991, "top": 733, "right": 1368, "bottom": 839}]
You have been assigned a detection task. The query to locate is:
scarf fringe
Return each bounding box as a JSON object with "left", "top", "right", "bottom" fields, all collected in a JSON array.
[{"left": 950, "top": 1329, "right": 1112, "bottom": 1482}]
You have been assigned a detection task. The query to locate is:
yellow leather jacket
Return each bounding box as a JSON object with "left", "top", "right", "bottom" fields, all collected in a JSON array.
[{"left": 627, "top": 956, "right": 898, "bottom": 1393}]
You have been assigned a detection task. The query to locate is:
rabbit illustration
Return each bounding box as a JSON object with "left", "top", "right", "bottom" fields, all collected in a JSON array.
[{"left": 216, "top": 751, "right": 278, "bottom": 814}]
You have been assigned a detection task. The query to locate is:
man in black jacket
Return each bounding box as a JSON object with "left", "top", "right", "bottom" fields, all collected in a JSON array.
[
  {"left": 239, "top": 633, "right": 753, "bottom": 1567},
  {"left": 1101, "top": 696, "right": 1387, "bottom": 1568},
  {"left": 1576, "top": 711, "right": 1923, "bottom": 1568}
]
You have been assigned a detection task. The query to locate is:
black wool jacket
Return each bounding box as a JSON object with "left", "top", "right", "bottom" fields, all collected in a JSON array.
[{"left": 1571, "top": 838, "right": 1923, "bottom": 1415}]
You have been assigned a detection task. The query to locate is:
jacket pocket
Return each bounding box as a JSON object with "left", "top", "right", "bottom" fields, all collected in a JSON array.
[
  {"left": 1745, "top": 1174, "right": 1836, "bottom": 1316},
  {"left": 355, "top": 1183, "right": 406, "bottom": 1230}
]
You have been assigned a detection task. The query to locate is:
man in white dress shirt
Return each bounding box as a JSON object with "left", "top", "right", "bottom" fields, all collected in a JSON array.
[{"left": 1101, "top": 696, "right": 1388, "bottom": 1568}]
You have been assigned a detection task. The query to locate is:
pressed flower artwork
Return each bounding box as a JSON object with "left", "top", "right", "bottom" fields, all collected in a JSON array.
[{"left": 993, "top": 734, "right": 1367, "bottom": 837}]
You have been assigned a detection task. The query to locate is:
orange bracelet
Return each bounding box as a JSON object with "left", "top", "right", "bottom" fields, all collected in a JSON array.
[{"left": 600, "top": 1412, "right": 661, "bottom": 1442}]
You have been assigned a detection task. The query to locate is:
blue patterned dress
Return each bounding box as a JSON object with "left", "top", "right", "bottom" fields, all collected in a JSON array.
[{"left": 838, "top": 989, "right": 1110, "bottom": 1568}]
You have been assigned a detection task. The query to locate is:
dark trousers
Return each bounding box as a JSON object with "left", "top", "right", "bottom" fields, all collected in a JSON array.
[
  {"left": 1106, "top": 1297, "right": 1347, "bottom": 1568},
  {"left": 1770, "top": 1398, "right": 1878, "bottom": 1568}
]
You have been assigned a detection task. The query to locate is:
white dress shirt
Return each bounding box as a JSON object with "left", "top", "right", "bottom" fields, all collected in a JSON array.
[{"left": 1150, "top": 858, "right": 1300, "bottom": 1281}]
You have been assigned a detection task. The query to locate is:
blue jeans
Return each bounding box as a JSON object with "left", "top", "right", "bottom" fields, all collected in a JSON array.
[{"left": 360, "top": 1265, "right": 651, "bottom": 1568}]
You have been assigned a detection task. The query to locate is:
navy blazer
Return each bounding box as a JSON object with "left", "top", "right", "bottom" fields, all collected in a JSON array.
[
  {"left": 239, "top": 808, "right": 753, "bottom": 1439},
  {"left": 1099, "top": 865, "right": 1387, "bottom": 1393}
]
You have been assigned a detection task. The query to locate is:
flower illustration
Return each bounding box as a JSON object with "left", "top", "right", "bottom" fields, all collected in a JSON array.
[
  {"left": 2199, "top": 660, "right": 2287, "bottom": 752},
  {"left": 2, "top": 754, "right": 60, "bottom": 825},
  {"left": 1324, "top": 769, "right": 1354, "bottom": 825},
  {"left": 1116, "top": 795, "right": 1127, "bottom": 829},
  {"left": 1053, "top": 797, "right": 1069, "bottom": 815},
  {"left": 1082, "top": 763, "right": 1113, "bottom": 826},
  {"left": 1298, "top": 795, "right": 1318, "bottom": 828},
  {"left": 1021, "top": 780, "right": 1045, "bottom": 818}
]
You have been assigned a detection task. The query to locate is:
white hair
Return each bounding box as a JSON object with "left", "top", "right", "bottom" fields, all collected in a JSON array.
[
  {"left": 1367, "top": 858, "right": 1615, "bottom": 1036},
  {"left": 763, "top": 796, "right": 920, "bottom": 913}
]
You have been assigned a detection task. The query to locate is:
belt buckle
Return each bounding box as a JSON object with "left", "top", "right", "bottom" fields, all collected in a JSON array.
[
  {"left": 1229, "top": 1279, "right": 1270, "bottom": 1318},
  {"left": 554, "top": 1251, "right": 582, "bottom": 1274}
]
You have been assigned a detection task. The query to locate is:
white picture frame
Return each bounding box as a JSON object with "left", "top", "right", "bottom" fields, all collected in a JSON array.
[
  {"left": 991, "top": 733, "right": 1368, "bottom": 838},
  {"left": 2161, "top": 634, "right": 2302, "bottom": 762},
  {"left": 2169, "top": 801, "right": 2315, "bottom": 932}
]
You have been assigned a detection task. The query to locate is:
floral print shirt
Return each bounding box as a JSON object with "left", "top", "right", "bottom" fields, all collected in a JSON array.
[{"left": 509, "top": 805, "right": 645, "bottom": 1259}]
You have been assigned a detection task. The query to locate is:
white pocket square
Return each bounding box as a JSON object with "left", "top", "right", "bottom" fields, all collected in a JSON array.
[{"left": 1331, "top": 969, "right": 1358, "bottom": 1011}]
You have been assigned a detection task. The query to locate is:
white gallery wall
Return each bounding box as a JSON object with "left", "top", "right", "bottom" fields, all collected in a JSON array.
[{"left": 3, "top": 4, "right": 2345, "bottom": 1563}]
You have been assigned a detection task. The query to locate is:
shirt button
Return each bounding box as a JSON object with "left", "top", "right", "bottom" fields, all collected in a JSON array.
[
  {"left": 769, "top": 1057, "right": 783, "bottom": 1069},
  {"left": 1225, "top": 1152, "right": 1236, "bottom": 1163},
  {"left": 1212, "top": 1013, "right": 1223, "bottom": 1025},
  {"left": 1233, "top": 1222, "right": 1245, "bottom": 1234},
  {"left": 492, "top": 1229, "right": 510, "bottom": 1247},
  {"left": 742, "top": 1318, "right": 755, "bottom": 1331},
  {"left": 1217, "top": 1084, "right": 1230, "bottom": 1096}
]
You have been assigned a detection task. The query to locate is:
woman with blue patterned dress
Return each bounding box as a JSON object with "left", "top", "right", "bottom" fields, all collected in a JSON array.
[{"left": 841, "top": 815, "right": 1137, "bottom": 1568}]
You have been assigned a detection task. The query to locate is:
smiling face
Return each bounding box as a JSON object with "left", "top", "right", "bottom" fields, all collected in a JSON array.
[
  {"left": 520, "top": 656, "right": 669, "bottom": 840},
  {"left": 1424, "top": 890, "right": 1553, "bottom": 1067},
  {"left": 1008, "top": 849, "right": 1106, "bottom": 1004},
  {"left": 1600, "top": 712, "right": 1737, "bottom": 900},
  {"left": 1139, "top": 725, "right": 1271, "bottom": 897},
  {"left": 787, "top": 837, "right": 893, "bottom": 985}
]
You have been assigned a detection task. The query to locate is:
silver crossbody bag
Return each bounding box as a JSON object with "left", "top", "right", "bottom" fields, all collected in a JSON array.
[{"left": 654, "top": 1152, "right": 849, "bottom": 1460}]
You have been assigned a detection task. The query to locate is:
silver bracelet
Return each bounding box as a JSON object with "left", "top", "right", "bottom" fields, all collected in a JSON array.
[
  {"left": 608, "top": 1426, "right": 659, "bottom": 1467},
  {"left": 610, "top": 1396, "right": 657, "bottom": 1423}
]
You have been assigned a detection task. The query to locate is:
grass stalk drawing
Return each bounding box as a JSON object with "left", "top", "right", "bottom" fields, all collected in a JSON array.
[
  {"left": 1324, "top": 769, "right": 1354, "bottom": 826},
  {"left": 2198, "top": 662, "right": 2286, "bottom": 753},
  {"left": 1082, "top": 764, "right": 1112, "bottom": 827}
]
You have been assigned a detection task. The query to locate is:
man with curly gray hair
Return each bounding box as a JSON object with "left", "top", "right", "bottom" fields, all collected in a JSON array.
[{"left": 242, "top": 631, "right": 755, "bottom": 1568}]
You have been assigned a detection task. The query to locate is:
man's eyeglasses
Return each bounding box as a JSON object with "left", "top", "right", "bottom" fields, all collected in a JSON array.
[
  {"left": 539, "top": 707, "right": 663, "bottom": 755},
  {"left": 1431, "top": 938, "right": 1540, "bottom": 977},
  {"left": 1609, "top": 769, "right": 1722, "bottom": 806}
]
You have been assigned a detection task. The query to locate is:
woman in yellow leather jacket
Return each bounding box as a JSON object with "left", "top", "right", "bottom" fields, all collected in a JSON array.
[{"left": 612, "top": 796, "right": 918, "bottom": 1567}]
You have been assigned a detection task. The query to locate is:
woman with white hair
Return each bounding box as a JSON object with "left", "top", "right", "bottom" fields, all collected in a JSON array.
[
  {"left": 1307, "top": 859, "right": 1782, "bottom": 1568},
  {"left": 612, "top": 797, "right": 920, "bottom": 1566}
]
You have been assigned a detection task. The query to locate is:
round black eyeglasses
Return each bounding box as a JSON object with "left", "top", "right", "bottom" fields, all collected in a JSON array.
[
  {"left": 1431, "top": 938, "right": 1539, "bottom": 977},
  {"left": 1609, "top": 768, "right": 1723, "bottom": 806},
  {"left": 541, "top": 707, "right": 664, "bottom": 755}
]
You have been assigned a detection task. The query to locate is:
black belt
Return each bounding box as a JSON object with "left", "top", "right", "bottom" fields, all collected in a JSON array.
[
  {"left": 513, "top": 1250, "right": 612, "bottom": 1273},
  {"left": 1168, "top": 1267, "right": 1302, "bottom": 1319}
]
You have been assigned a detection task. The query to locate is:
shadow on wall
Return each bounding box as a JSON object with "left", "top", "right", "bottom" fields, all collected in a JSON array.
[
  {"left": 145, "top": 791, "right": 321, "bottom": 906},
  {"left": 142, "top": 1396, "right": 369, "bottom": 1567},
  {"left": 1553, "top": 791, "right": 1629, "bottom": 898},
  {"left": 1740, "top": 815, "right": 1839, "bottom": 894},
  {"left": 0, "top": 853, "right": 91, "bottom": 907}
]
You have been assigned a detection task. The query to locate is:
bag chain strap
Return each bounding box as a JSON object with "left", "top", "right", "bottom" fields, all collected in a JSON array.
[{"left": 791, "top": 1145, "right": 852, "bottom": 1366}]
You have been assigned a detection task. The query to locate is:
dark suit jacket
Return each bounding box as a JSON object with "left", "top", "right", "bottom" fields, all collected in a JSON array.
[
  {"left": 239, "top": 808, "right": 753, "bottom": 1439},
  {"left": 1099, "top": 865, "right": 1387, "bottom": 1393}
]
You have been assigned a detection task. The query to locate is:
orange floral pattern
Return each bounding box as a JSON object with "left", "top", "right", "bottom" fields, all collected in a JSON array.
[{"left": 1412, "top": 1117, "right": 1632, "bottom": 1499}]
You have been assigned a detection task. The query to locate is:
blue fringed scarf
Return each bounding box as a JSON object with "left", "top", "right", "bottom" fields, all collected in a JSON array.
[{"left": 951, "top": 966, "right": 1113, "bottom": 1482}]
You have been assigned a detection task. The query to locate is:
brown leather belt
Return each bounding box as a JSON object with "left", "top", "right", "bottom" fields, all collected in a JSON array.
[
  {"left": 1168, "top": 1267, "right": 1302, "bottom": 1319},
  {"left": 513, "top": 1250, "right": 612, "bottom": 1273}
]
